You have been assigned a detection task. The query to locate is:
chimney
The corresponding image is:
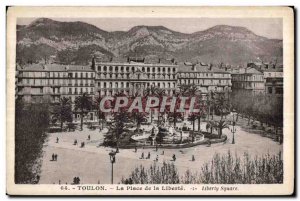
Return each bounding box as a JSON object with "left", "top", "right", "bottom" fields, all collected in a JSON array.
[
  {"left": 192, "top": 64, "right": 196, "bottom": 71},
  {"left": 91, "top": 56, "right": 95, "bottom": 70},
  {"left": 171, "top": 58, "right": 175, "bottom": 64}
]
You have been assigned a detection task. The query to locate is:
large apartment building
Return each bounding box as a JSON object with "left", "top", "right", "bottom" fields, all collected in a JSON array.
[
  {"left": 264, "top": 68, "right": 283, "bottom": 95},
  {"left": 177, "top": 62, "right": 232, "bottom": 96},
  {"left": 16, "top": 59, "right": 234, "bottom": 121},
  {"left": 16, "top": 63, "right": 97, "bottom": 121},
  {"left": 231, "top": 67, "right": 265, "bottom": 95},
  {"left": 94, "top": 58, "right": 178, "bottom": 96}
]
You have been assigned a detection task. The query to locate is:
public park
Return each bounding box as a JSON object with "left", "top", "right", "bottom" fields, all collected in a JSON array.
[{"left": 15, "top": 87, "right": 284, "bottom": 185}]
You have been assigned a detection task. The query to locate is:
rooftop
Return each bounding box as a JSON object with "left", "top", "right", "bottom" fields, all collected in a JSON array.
[
  {"left": 177, "top": 63, "right": 230, "bottom": 74},
  {"left": 17, "top": 63, "right": 94, "bottom": 72}
]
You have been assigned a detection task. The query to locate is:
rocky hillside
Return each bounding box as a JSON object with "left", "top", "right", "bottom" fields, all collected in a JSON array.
[{"left": 17, "top": 18, "right": 283, "bottom": 66}]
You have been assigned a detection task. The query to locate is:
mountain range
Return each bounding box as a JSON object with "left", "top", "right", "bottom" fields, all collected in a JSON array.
[{"left": 16, "top": 18, "right": 283, "bottom": 66}]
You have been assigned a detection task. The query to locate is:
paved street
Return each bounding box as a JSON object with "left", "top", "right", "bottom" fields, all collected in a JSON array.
[{"left": 39, "top": 122, "right": 282, "bottom": 184}]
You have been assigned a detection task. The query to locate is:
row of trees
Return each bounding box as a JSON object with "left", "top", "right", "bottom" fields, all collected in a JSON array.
[
  {"left": 121, "top": 151, "right": 283, "bottom": 184},
  {"left": 15, "top": 98, "right": 50, "bottom": 183},
  {"left": 231, "top": 91, "right": 283, "bottom": 135}
]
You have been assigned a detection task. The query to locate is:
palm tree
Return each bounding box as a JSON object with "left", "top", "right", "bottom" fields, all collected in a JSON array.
[
  {"left": 75, "top": 92, "right": 93, "bottom": 130},
  {"left": 215, "top": 93, "right": 230, "bottom": 119},
  {"left": 155, "top": 88, "right": 166, "bottom": 125},
  {"left": 93, "top": 95, "right": 106, "bottom": 129},
  {"left": 211, "top": 120, "right": 229, "bottom": 139},
  {"left": 206, "top": 121, "right": 214, "bottom": 134},
  {"left": 207, "top": 91, "right": 216, "bottom": 120},
  {"left": 52, "top": 97, "right": 73, "bottom": 130},
  {"left": 188, "top": 113, "right": 197, "bottom": 142},
  {"left": 179, "top": 84, "right": 191, "bottom": 96},
  {"left": 111, "top": 111, "right": 129, "bottom": 149}
]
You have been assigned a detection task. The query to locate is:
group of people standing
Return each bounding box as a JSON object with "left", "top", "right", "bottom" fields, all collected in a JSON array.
[{"left": 51, "top": 153, "right": 58, "bottom": 161}]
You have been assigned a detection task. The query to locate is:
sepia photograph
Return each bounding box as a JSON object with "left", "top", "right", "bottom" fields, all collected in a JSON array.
[{"left": 6, "top": 6, "right": 294, "bottom": 196}]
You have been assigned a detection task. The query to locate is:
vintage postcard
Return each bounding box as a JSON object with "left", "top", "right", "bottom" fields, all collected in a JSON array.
[{"left": 6, "top": 6, "right": 294, "bottom": 195}]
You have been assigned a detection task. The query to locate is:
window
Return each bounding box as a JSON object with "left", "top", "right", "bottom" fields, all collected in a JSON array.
[
  {"left": 276, "top": 87, "right": 283, "bottom": 94},
  {"left": 268, "top": 87, "right": 273, "bottom": 94}
]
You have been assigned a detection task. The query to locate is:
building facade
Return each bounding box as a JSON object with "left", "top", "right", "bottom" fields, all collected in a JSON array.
[
  {"left": 94, "top": 61, "right": 178, "bottom": 96},
  {"left": 264, "top": 68, "right": 283, "bottom": 95},
  {"left": 231, "top": 67, "right": 265, "bottom": 95},
  {"left": 177, "top": 63, "right": 232, "bottom": 96},
  {"left": 16, "top": 60, "right": 235, "bottom": 121},
  {"left": 16, "top": 63, "right": 97, "bottom": 121}
]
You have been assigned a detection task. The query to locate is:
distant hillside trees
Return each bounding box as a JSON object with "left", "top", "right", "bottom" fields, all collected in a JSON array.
[
  {"left": 56, "top": 45, "right": 114, "bottom": 65},
  {"left": 16, "top": 44, "right": 55, "bottom": 65}
]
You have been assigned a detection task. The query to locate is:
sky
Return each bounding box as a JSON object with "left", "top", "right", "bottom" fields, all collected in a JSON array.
[{"left": 17, "top": 17, "right": 283, "bottom": 39}]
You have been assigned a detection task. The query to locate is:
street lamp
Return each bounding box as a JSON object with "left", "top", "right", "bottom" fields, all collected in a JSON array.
[
  {"left": 109, "top": 151, "right": 116, "bottom": 184},
  {"left": 231, "top": 109, "right": 237, "bottom": 144}
]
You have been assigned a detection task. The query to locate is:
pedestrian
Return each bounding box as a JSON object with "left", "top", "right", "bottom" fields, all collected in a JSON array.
[
  {"left": 74, "top": 139, "right": 77, "bottom": 145},
  {"left": 81, "top": 142, "right": 85, "bottom": 148},
  {"left": 147, "top": 152, "right": 151, "bottom": 159},
  {"left": 59, "top": 180, "right": 61, "bottom": 185},
  {"left": 172, "top": 154, "right": 176, "bottom": 161},
  {"left": 207, "top": 139, "right": 211, "bottom": 147},
  {"left": 73, "top": 177, "right": 77, "bottom": 184},
  {"left": 156, "top": 155, "right": 158, "bottom": 162},
  {"left": 162, "top": 150, "right": 164, "bottom": 155},
  {"left": 55, "top": 154, "right": 58, "bottom": 161},
  {"left": 135, "top": 146, "right": 137, "bottom": 153},
  {"left": 141, "top": 152, "right": 144, "bottom": 159},
  {"left": 192, "top": 155, "right": 195, "bottom": 161},
  {"left": 52, "top": 153, "right": 55, "bottom": 161},
  {"left": 56, "top": 137, "right": 59, "bottom": 143},
  {"left": 36, "top": 175, "right": 40, "bottom": 183},
  {"left": 88, "top": 135, "right": 90, "bottom": 140}
]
